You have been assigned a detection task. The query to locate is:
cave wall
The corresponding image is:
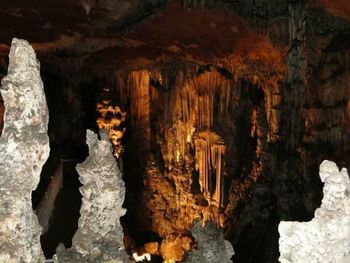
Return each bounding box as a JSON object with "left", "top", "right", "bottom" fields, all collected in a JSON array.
[
  {"left": 92, "top": 60, "right": 283, "bottom": 261},
  {"left": 86, "top": 3, "right": 350, "bottom": 262}
]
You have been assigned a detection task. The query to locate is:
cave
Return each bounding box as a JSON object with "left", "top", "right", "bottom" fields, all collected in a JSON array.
[{"left": 0, "top": 1, "right": 350, "bottom": 263}]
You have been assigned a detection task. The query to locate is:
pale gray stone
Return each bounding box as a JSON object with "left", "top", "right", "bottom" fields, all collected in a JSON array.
[
  {"left": 184, "top": 221, "right": 234, "bottom": 263},
  {"left": 279, "top": 160, "right": 350, "bottom": 263},
  {"left": 0, "top": 38, "right": 50, "bottom": 262},
  {"left": 54, "top": 130, "right": 129, "bottom": 262}
]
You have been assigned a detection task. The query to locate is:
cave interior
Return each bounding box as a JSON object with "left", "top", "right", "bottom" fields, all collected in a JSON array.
[{"left": 0, "top": 0, "right": 350, "bottom": 262}]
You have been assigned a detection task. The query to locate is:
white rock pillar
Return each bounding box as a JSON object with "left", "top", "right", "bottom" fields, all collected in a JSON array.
[
  {"left": 54, "top": 130, "right": 129, "bottom": 262},
  {"left": 0, "top": 38, "right": 50, "bottom": 262},
  {"left": 279, "top": 160, "right": 350, "bottom": 263}
]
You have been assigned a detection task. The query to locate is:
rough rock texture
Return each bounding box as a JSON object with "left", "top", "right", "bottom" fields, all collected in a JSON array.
[
  {"left": 184, "top": 221, "right": 234, "bottom": 263},
  {"left": 0, "top": 39, "right": 49, "bottom": 262},
  {"left": 279, "top": 160, "right": 350, "bottom": 263},
  {"left": 54, "top": 130, "right": 129, "bottom": 262}
]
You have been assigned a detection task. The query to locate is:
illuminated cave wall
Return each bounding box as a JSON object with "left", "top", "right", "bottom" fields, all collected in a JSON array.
[{"left": 92, "top": 63, "right": 282, "bottom": 261}]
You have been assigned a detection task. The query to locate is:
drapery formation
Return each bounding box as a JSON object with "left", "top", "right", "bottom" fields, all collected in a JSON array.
[{"left": 194, "top": 131, "right": 226, "bottom": 207}]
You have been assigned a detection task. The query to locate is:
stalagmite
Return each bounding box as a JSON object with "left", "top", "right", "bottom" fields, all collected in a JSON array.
[
  {"left": 279, "top": 160, "right": 350, "bottom": 263},
  {"left": 183, "top": 221, "right": 234, "bottom": 263},
  {"left": 54, "top": 130, "right": 129, "bottom": 262},
  {"left": 0, "top": 38, "right": 50, "bottom": 262}
]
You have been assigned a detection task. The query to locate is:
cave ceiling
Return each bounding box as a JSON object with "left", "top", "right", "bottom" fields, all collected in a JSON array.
[{"left": 0, "top": 0, "right": 347, "bottom": 77}]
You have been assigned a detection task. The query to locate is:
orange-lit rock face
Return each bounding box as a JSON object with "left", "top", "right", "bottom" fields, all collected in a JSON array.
[
  {"left": 126, "top": 1, "right": 286, "bottom": 66},
  {"left": 83, "top": 1, "right": 287, "bottom": 73},
  {"left": 317, "top": 0, "right": 350, "bottom": 20},
  {"left": 96, "top": 87, "right": 126, "bottom": 158},
  {"left": 194, "top": 131, "right": 226, "bottom": 207},
  {"left": 111, "top": 64, "right": 281, "bottom": 261}
]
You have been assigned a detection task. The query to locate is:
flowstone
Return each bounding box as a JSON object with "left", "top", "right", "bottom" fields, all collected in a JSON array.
[
  {"left": 184, "top": 221, "right": 234, "bottom": 263},
  {"left": 54, "top": 130, "right": 129, "bottom": 262},
  {"left": 279, "top": 160, "right": 350, "bottom": 263},
  {"left": 0, "top": 38, "right": 50, "bottom": 262}
]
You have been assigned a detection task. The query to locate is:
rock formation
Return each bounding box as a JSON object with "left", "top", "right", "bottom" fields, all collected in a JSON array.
[
  {"left": 279, "top": 160, "right": 350, "bottom": 263},
  {"left": 184, "top": 221, "right": 234, "bottom": 263},
  {"left": 54, "top": 129, "right": 129, "bottom": 262},
  {"left": 0, "top": 1, "right": 349, "bottom": 262},
  {"left": 96, "top": 87, "right": 127, "bottom": 158},
  {"left": 116, "top": 62, "right": 278, "bottom": 260},
  {"left": 0, "top": 38, "right": 49, "bottom": 262}
]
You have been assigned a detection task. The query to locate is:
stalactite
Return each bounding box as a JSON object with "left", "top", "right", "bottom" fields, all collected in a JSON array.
[
  {"left": 121, "top": 66, "right": 265, "bottom": 261},
  {"left": 128, "top": 70, "right": 151, "bottom": 127},
  {"left": 194, "top": 131, "right": 226, "bottom": 207}
]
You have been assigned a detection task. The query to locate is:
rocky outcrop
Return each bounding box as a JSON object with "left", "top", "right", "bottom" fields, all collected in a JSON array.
[
  {"left": 54, "top": 129, "right": 129, "bottom": 262},
  {"left": 279, "top": 160, "right": 350, "bottom": 263},
  {"left": 184, "top": 221, "right": 234, "bottom": 263},
  {"left": 0, "top": 38, "right": 50, "bottom": 262}
]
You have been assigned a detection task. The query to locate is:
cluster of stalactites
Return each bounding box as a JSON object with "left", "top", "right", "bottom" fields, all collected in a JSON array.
[
  {"left": 192, "top": 71, "right": 232, "bottom": 129},
  {"left": 116, "top": 69, "right": 231, "bottom": 209},
  {"left": 116, "top": 70, "right": 151, "bottom": 147},
  {"left": 127, "top": 70, "right": 151, "bottom": 127},
  {"left": 168, "top": 70, "right": 234, "bottom": 131},
  {"left": 96, "top": 87, "right": 126, "bottom": 158},
  {"left": 160, "top": 69, "right": 235, "bottom": 170},
  {"left": 194, "top": 131, "right": 226, "bottom": 208}
]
